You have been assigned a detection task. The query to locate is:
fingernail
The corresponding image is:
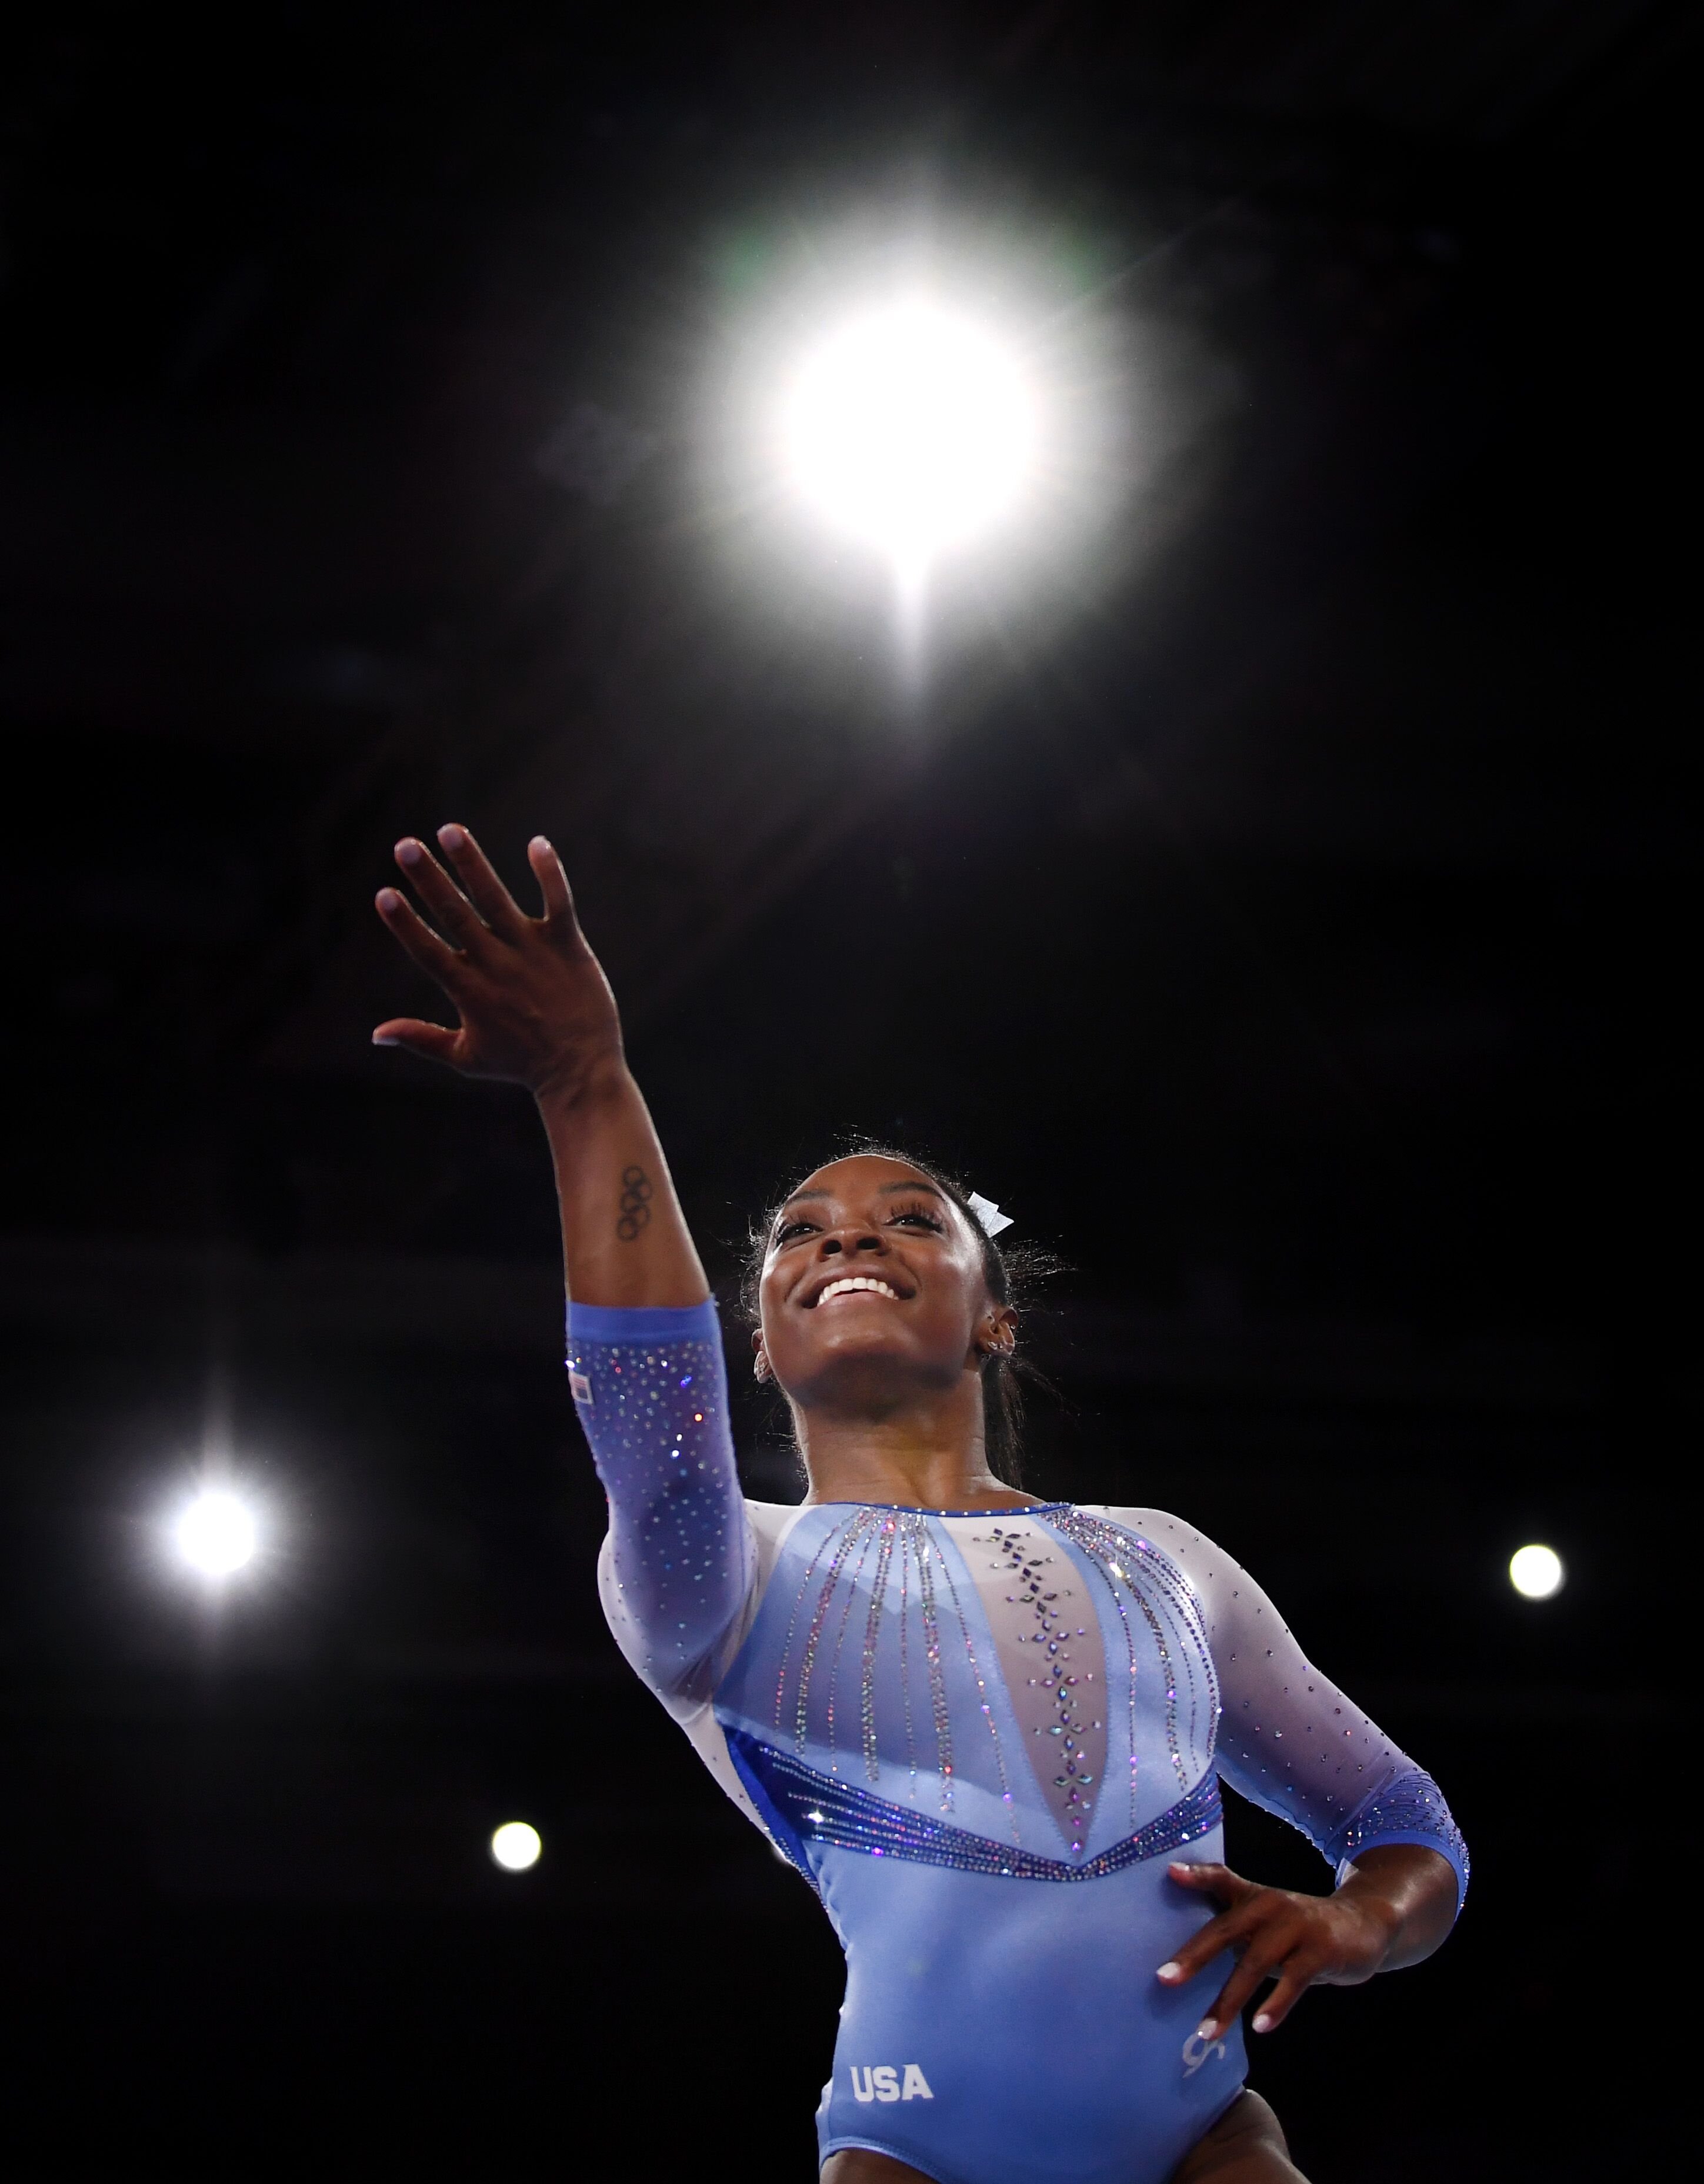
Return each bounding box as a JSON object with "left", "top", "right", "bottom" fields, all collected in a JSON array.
[
  {"left": 1252, "top": 2013, "right": 1272, "bottom": 2033},
  {"left": 1196, "top": 2020, "right": 1217, "bottom": 2040},
  {"left": 438, "top": 824, "right": 466, "bottom": 849},
  {"left": 1156, "top": 1962, "right": 1182, "bottom": 1983},
  {"left": 372, "top": 1031, "right": 398, "bottom": 1047},
  {"left": 376, "top": 888, "right": 401, "bottom": 911},
  {"left": 395, "top": 840, "right": 422, "bottom": 866},
  {"left": 529, "top": 834, "right": 550, "bottom": 851}
]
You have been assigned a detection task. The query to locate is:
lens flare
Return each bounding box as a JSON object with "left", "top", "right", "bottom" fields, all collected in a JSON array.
[
  {"left": 174, "top": 1489, "right": 258, "bottom": 1577},
  {"left": 784, "top": 303, "right": 1035, "bottom": 565}
]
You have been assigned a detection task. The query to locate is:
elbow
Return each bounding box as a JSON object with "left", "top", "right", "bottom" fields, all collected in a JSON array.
[
  {"left": 1343, "top": 1843, "right": 1465, "bottom": 1968},
  {"left": 1329, "top": 1768, "right": 1469, "bottom": 1916}
]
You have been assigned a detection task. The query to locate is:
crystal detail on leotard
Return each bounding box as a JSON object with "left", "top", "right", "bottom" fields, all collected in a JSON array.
[
  {"left": 571, "top": 1306, "right": 1467, "bottom": 1923},
  {"left": 860, "top": 1515, "right": 898, "bottom": 1781},
  {"left": 729, "top": 1726, "right": 1222, "bottom": 1885},
  {"left": 970, "top": 1524, "right": 1105, "bottom": 1855},
  {"left": 777, "top": 1505, "right": 958, "bottom": 1804},
  {"left": 913, "top": 1508, "right": 955, "bottom": 1807},
  {"left": 931, "top": 1520, "right": 1019, "bottom": 1837},
  {"left": 1328, "top": 1769, "right": 1471, "bottom": 1895},
  {"left": 567, "top": 1317, "right": 748, "bottom": 1695},
  {"left": 896, "top": 1520, "right": 918, "bottom": 1799},
  {"left": 1048, "top": 1510, "right": 1220, "bottom": 1822},
  {"left": 769, "top": 1506, "right": 1021, "bottom": 1832}
]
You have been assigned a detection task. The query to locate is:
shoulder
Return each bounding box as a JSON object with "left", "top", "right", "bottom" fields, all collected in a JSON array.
[
  {"left": 1073, "top": 1504, "right": 1266, "bottom": 1632},
  {"left": 1076, "top": 1503, "right": 1232, "bottom": 1574},
  {"left": 741, "top": 1497, "right": 813, "bottom": 1586}
]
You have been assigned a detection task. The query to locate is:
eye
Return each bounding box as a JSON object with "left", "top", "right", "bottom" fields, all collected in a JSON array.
[
  {"left": 888, "top": 1202, "right": 945, "bottom": 1233},
  {"left": 773, "top": 1218, "right": 818, "bottom": 1246}
]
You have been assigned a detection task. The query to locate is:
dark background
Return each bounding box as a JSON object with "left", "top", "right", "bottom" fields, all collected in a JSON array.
[{"left": 0, "top": 5, "right": 1690, "bottom": 2177}]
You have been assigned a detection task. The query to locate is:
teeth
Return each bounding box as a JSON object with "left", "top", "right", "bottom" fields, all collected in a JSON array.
[{"left": 817, "top": 1276, "right": 900, "bottom": 1304}]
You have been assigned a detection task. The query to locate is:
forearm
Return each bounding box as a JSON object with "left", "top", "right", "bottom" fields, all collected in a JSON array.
[
  {"left": 1335, "top": 1843, "right": 1459, "bottom": 1972},
  {"left": 1165, "top": 1836, "right": 1462, "bottom": 2037},
  {"left": 537, "top": 1057, "right": 708, "bottom": 1309}
]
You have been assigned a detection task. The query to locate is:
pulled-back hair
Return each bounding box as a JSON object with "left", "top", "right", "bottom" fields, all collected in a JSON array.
[{"left": 740, "top": 1140, "right": 1057, "bottom": 1488}]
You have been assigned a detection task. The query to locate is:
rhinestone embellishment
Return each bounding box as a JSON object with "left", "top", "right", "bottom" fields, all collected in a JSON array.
[
  {"left": 729, "top": 1725, "right": 1222, "bottom": 1886},
  {"left": 972, "top": 1524, "right": 1103, "bottom": 1855}
]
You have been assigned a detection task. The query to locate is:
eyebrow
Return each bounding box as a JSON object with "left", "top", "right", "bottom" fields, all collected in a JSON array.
[{"left": 778, "top": 1178, "right": 946, "bottom": 1211}]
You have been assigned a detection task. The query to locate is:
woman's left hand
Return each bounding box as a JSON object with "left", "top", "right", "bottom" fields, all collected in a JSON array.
[{"left": 1154, "top": 1857, "right": 1405, "bottom": 2037}]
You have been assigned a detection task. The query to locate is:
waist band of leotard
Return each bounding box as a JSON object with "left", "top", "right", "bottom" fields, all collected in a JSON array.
[{"left": 723, "top": 1724, "right": 1222, "bottom": 1885}]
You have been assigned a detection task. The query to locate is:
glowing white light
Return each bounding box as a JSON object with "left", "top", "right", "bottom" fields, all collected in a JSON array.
[
  {"left": 174, "top": 1490, "right": 258, "bottom": 1577},
  {"left": 489, "top": 1821, "right": 542, "bottom": 1872},
  {"left": 1509, "top": 1544, "right": 1563, "bottom": 1599},
  {"left": 784, "top": 304, "right": 1035, "bottom": 564}
]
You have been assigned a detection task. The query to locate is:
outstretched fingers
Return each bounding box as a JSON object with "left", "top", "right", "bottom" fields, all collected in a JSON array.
[
  {"left": 1155, "top": 1862, "right": 1255, "bottom": 1986},
  {"left": 526, "top": 834, "right": 585, "bottom": 945},
  {"left": 1166, "top": 1860, "right": 1249, "bottom": 1908},
  {"left": 375, "top": 885, "right": 466, "bottom": 988},
  {"left": 1197, "top": 1926, "right": 1300, "bottom": 2040},
  {"left": 1156, "top": 1862, "right": 1290, "bottom": 2041},
  {"left": 1246, "top": 1963, "right": 1315, "bottom": 2037},
  {"left": 374, "top": 825, "right": 612, "bottom": 1086},
  {"left": 371, "top": 1017, "right": 462, "bottom": 1066},
  {"left": 434, "top": 823, "right": 529, "bottom": 935},
  {"left": 392, "top": 837, "right": 489, "bottom": 950}
]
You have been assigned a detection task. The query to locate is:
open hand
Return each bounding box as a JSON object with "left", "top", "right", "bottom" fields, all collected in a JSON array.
[
  {"left": 373, "top": 825, "right": 622, "bottom": 1097},
  {"left": 1155, "top": 1858, "right": 1400, "bottom": 2039}
]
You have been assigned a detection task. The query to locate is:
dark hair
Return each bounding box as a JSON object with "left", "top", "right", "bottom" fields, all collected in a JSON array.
[{"left": 740, "top": 1140, "right": 1058, "bottom": 1487}]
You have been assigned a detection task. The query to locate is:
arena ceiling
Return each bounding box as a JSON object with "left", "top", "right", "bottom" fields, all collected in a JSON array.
[
  {"left": 0, "top": 0, "right": 1689, "bottom": 1325},
  {"left": 0, "top": 16, "right": 1689, "bottom": 2172}
]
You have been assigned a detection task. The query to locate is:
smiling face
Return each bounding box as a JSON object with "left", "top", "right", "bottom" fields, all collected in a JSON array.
[{"left": 755, "top": 1154, "right": 1014, "bottom": 1420}]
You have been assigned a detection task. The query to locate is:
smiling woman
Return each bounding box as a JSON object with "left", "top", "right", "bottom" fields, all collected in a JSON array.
[
  {"left": 374, "top": 826, "right": 1467, "bottom": 2184},
  {"left": 742, "top": 1146, "right": 1049, "bottom": 1496}
]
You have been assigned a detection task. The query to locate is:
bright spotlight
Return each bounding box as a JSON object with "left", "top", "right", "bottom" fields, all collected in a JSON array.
[
  {"left": 784, "top": 302, "right": 1035, "bottom": 566},
  {"left": 1509, "top": 1543, "right": 1563, "bottom": 1599},
  {"left": 174, "top": 1489, "right": 258, "bottom": 1577},
  {"left": 489, "top": 1821, "right": 542, "bottom": 1872}
]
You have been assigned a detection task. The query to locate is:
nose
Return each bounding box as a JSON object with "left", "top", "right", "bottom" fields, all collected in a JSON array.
[{"left": 820, "top": 1228, "right": 886, "bottom": 1257}]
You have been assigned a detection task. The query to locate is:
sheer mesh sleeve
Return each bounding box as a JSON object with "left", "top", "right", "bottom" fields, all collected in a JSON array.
[
  {"left": 567, "top": 1299, "right": 757, "bottom": 1716},
  {"left": 1099, "top": 1506, "right": 1468, "bottom": 1910}
]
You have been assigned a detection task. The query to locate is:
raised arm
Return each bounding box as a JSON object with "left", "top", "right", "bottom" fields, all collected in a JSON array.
[
  {"left": 374, "top": 825, "right": 753, "bottom": 1707},
  {"left": 372, "top": 824, "right": 706, "bottom": 1307}
]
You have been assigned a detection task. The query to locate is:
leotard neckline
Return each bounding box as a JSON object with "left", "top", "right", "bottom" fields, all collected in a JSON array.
[{"left": 802, "top": 1500, "right": 1075, "bottom": 1517}]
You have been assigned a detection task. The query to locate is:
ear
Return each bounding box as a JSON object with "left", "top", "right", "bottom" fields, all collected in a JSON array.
[
  {"left": 973, "top": 1305, "right": 1018, "bottom": 1360},
  {"left": 751, "top": 1328, "right": 772, "bottom": 1384}
]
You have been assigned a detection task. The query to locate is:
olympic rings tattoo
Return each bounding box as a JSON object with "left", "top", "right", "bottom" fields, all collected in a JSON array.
[{"left": 616, "top": 1164, "right": 653, "bottom": 1242}]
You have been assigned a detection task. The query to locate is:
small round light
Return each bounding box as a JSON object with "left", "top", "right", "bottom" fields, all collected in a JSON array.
[
  {"left": 1509, "top": 1543, "right": 1563, "bottom": 1599},
  {"left": 489, "top": 1821, "right": 542, "bottom": 1872},
  {"left": 174, "top": 1490, "right": 258, "bottom": 1577}
]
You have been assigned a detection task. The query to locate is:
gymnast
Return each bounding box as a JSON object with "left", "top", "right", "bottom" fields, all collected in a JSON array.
[{"left": 374, "top": 824, "right": 1467, "bottom": 2184}]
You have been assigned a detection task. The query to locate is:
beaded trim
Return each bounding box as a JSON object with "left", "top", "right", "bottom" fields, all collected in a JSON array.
[
  {"left": 725, "top": 1725, "right": 1221, "bottom": 1885},
  {"left": 1328, "top": 1769, "right": 1471, "bottom": 1893},
  {"left": 808, "top": 1502, "right": 1075, "bottom": 1516}
]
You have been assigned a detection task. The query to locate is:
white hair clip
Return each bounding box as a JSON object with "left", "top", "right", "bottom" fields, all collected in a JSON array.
[{"left": 966, "top": 1192, "right": 1014, "bottom": 1239}]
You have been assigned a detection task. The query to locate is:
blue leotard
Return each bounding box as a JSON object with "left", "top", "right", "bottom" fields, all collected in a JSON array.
[{"left": 569, "top": 1300, "right": 1467, "bottom": 2184}]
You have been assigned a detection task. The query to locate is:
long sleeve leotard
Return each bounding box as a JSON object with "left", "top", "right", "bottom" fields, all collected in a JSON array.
[{"left": 569, "top": 1299, "right": 1467, "bottom": 2184}]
